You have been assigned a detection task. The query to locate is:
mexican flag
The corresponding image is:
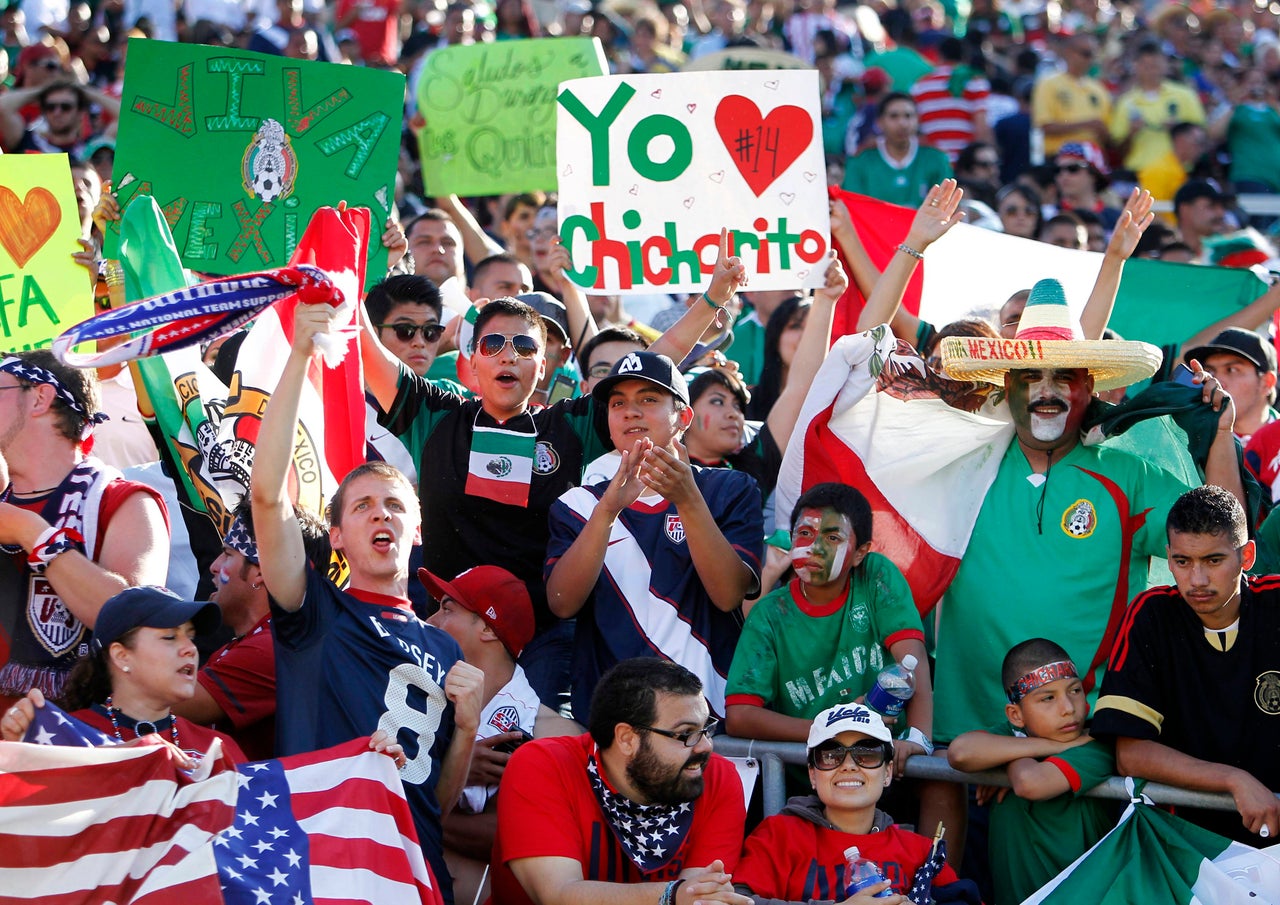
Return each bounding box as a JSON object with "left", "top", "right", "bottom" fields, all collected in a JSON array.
[
  {"left": 1025, "top": 783, "right": 1280, "bottom": 903},
  {"left": 829, "top": 189, "right": 1268, "bottom": 352},
  {"left": 774, "top": 326, "right": 1013, "bottom": 613},
  {"left": 117, "top": 196, "right": 370, "bottom": 534}
]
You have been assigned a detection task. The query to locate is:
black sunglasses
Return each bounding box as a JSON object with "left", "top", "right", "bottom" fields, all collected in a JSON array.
[
  {"left": 1057, "top": 162, "right": 1089, "bottom": 174},
  {"left": 43, "top": 101, "right": 77, "bottom": 113},
  {"left": 811, "top": 741, "right": 891, "bottom": 771},
  {"left": 378, "top": 322, "right": 445, "bottom": 343},
  {"left": 475, "top": 333, "right": 539, "bottom": 359},
  {"left": 634, "top": 718, "right": 719, "bottom": 748}
]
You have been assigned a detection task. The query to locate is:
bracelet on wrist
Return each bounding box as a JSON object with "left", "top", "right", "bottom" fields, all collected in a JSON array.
[
  {"left": 659, "top": 879, "right": 684, "bottom": 905},
  {"left": 905, "top": 726, "right": 934, "bottom": 756},
  {"left": 700, "top": 292, "right": 730, "bottom": 329},
  {"left": 896, "top": 243, "right": 924, "bottom": 261}
]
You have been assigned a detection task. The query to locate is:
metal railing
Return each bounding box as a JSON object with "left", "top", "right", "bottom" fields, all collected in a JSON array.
[
  {"left": 713, "top": 736, "right": 1261, "bottom": 817},
  {"left": 1150, "top": 193, "right": 1280, "bottom": 217}
]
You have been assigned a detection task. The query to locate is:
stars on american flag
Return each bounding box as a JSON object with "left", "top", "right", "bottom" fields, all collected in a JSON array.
[{"left": 213, "top": 760, "right": 313, "bottom": 905}]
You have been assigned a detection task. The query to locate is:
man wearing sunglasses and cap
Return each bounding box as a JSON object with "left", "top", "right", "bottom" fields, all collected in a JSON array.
[{"left": 363, "top": 230, "right": 747, "bottom": 712}]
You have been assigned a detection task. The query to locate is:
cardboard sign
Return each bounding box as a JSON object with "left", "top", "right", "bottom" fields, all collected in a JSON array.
[
  {"left": 107, "top": 38, "right": 403, "bottom": 286},
  {"left": 0, "top": 154, "right": 91, "bottom": 352},
  {"left": 556, "top": 71, "right": 829, "bottom": 295},
  {"left": 417, "top": 37, "right": 607, "bottom": 196}
]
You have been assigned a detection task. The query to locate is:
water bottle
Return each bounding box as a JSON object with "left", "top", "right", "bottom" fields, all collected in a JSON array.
[
  {"left": 844, "top": 846, "right": 892, "bottom": 898},
  {"left": 864, "top": 654, "right": 918, "bottom": 719}
]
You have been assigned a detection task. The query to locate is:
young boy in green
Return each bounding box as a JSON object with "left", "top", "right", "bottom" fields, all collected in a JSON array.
[
  {"left": 948, "top": 638, "right": 1119, "bottom": 905},
  {"left": 724, "top": 482, "right": 933, "bottom": 769}
]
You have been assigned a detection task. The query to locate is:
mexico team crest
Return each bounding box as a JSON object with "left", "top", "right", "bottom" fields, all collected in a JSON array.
[
  {"left": 1255, "top": 671, "right": 1280, "bottom": 715},
  {"left": 28, "top": 576, "right": 87, "bottom": 657},
  {"left": 665, "top": 514, "right": 686, "bottom": 544},
  {"left": 489, "top": 705, "right": 520, "bottom": 732},
  {"left": 534, "top": 440, "right": 560, "bottom": 475},
  {"left": 1061, "top": 499, "right": 1096, "bottom": 538},
  {"left": 242, "top": 118, "right": 299, "bottom": 203}
]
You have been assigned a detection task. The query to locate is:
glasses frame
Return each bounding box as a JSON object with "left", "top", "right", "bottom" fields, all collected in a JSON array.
[
  {"left": 634, "top": 717, "right": 720, "bottom": 748},
  {"left": 475, "top": 332, "right": 540, "bottom": 359},
  {"left": 810, "top": 741, "right": 892, "bottom": 771},
  {"left": 377, "top": 322, "right": 446, "bottom": 344}
]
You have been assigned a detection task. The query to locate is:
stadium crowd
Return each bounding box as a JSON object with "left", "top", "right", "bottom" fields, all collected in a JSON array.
[{"left": 2, "top": 0, "right": 1280, "bottom": 903}]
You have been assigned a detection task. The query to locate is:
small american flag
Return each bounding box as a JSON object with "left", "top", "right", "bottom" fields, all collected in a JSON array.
[
  {"left": 908, "top": 837, "right": 948, "bottom": 904},
  {"left": 1, "top": 704, "right": 442, "bottom": 905}
]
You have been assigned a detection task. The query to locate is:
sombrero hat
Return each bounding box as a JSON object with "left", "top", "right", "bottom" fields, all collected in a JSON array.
[{"left": 939, "top": 278, "right": 1162, "bottom": 391}]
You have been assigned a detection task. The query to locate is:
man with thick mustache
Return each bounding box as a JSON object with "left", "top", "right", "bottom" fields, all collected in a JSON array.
[
  {"left": 490, "top": 658, "right": 750, "bottom": 905},
  {"left": 932, "top": 280, "right": 1247, "bottom": 747}
]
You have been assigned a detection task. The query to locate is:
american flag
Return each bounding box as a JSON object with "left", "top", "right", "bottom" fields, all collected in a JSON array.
[
  {"left": 908, "top": 838, "right": 947, "bottom": 905},
  {"left": 0, "top": 704, "right": 442, "bottom": 905}
]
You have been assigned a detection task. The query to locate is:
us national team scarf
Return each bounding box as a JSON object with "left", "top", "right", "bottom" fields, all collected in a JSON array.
[
  {"left": 586, "top": 749, "right": 693, "bottom": 875},
  {"left": 465, "top": 412, "right": 536, "bottom": 507}
]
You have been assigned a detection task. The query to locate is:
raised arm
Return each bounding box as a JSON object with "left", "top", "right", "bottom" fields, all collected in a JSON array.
[
  {"left": 358, "top": 291, "right": 410, "bottom": 412},
  {"left": 648, "top": 229, "right": 747, "bottom": 364},
  {"left": 853, "top": 180, "right": 964, "bottom": 334},
  {"left": 1180, "top": 281, "right": 1280, "bottom": 356},
  {"left": 764, "top": 255, "right": 843, "bottom": 449},
  {"left": 0, "top": 86, "right": 40, "bottom": 150},
  {"left": 545, "top": 240, "right": 598, "bottom": 349},
  {"left": 250, "top": 303, "right": 337, "bottom": 611},
  {"left": 1078, "top": 189, "right": 1155, "bottom": 340},
  {"left": 437, "top": 193, "right": 504, "bottom": 267}
]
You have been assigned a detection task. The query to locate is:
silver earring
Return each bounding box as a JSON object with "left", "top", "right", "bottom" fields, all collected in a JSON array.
[
  {"left": 122, "top": 666, "right": 130, "bottom": 673},
  {"left": 251, "top": 582, "right": 261, "bottom": 590}
]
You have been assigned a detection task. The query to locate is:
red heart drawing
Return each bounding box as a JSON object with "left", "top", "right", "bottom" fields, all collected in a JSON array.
[
  {"left": 0, "top": 186, "right": 61, "bottom": 268},
  {"left": 713, "top": 96, "right": 813, "bottom": 197}
]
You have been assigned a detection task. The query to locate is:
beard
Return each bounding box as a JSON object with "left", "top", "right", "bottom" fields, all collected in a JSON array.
[{"left": 626, "top": 735, "right": 709, "bottom": 805}]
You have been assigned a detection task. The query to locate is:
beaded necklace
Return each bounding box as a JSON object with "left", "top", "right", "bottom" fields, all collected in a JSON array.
[{"left": 102, "top": 695, "right": 180, "bottom": 746}]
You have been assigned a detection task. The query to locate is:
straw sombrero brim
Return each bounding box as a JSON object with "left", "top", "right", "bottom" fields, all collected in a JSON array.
[{"left": 939, "top": 334, "right": 1163, "bottom": 392}]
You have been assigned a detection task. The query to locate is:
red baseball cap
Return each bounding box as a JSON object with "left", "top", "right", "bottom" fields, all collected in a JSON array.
[{"left": 418, "top": 565, "right": 535, "bottom": 658}]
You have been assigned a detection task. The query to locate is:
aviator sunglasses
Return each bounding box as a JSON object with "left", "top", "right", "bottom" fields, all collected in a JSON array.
[
  {"left": 475, "top": 333, "right": 540, "bottom": 359},
  {"left": 810, "top": 741, "right": 891, "bottom": 771}
]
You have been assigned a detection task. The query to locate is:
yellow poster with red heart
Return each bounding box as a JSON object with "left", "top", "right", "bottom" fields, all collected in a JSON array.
[
  {"left": 0, "top": 154, "right": 90, "bottom": 352},
  {"left": 555, "top": 70, "right": 829, "bottom": 295}
]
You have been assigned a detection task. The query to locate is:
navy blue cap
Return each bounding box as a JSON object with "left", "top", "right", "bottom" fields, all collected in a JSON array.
[
  {"left": 591, "top": 351, "right": 690, "bottom": 405},
  {"left": 91, "top": 587, "right": 221, "bottom": 653}
]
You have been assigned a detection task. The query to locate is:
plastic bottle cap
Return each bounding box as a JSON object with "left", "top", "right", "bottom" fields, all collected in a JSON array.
[
  {"left": 843, "top": 846, "right": 862, "bottom": 860},
  {"left": 902, "top": 654, "right": 918, "bottom": 671}
]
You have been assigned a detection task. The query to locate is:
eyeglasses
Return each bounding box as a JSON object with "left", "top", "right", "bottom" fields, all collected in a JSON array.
[
  {"left": 1001, "top": 205, "right": 1037, "bottom": 216},
  {"left": 635, "top": 718, "right": 719, "bottom": 747},
  {"left": 973, "top": 158, "right": 999, "bottom": 168},
  {"left": 811, "top": 741, "right": 891, "bottom": 771},
  {"left": 588, "top": 363, "right": 615, "bottom": 379},
  {"left": 526, "top": 227, "right": 558, "bottom": 241},
  {"left": 377, "top": 322, "right": 445, "bottom": 343},
  {"left": 475, "top": 333, "right": 540, "bottom": 359},
  {"left": 43, "top": 101, "right": 76, "bottom": 113},
  {"left": 1057, "top": 162, "right": 1089, "bottom": 174}
]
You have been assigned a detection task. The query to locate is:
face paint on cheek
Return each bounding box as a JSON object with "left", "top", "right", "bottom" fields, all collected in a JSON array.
[
  {"left": 827, "top": 540, "right": 849, "bottom": 581},
  {"left": 217, "top": 566, "right": 231, "bottom": 586},
  {"left": 791, "top": 543, "right": 814, "bottom": 580}
]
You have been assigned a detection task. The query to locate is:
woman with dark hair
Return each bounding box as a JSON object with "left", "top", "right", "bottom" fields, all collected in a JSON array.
[
  {"left": 493, "top": 0, "right": 541, "bottom": 39},
  {"left": 746, "top": 294, "right": 808, "bottom": 422},
  {"left": 995, "top": 182, "right": 1043, "bottom": 239},
  {"left": 1, "top": 586, "right": 247, "bottom": 766}
]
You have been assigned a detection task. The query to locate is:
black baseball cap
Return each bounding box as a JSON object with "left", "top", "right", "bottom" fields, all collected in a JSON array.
[
  {"left": 1185, "top": 327, "right": 1277, "bottom": 373},
  {"left": 91, "top": 586, "right": 221, "bottom": 653},
  {"left": 517, "top": 292, "right": 571, "bottom": 346},
  {"left": 591, "top": 351, "right": 690, "bottom": 405},
  {"left": 1173, "top": 179, "right": 1227, "bottom": 210}
]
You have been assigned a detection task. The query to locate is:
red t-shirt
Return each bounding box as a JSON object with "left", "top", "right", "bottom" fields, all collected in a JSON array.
[
  {"left": 490, "top": 734, "right": 746, "bottom": 905},
  {"left": 198, "top": 614, "right": 276, "bottom": 761},
  {"left": 75, "top": 706, "right": 247, "bottom": 767},
  {"left": 336, "top": 0, "right": 400, "bottom": 65},
  {"left": 735, "top": 814, "right": 959, "bottom": 900}
]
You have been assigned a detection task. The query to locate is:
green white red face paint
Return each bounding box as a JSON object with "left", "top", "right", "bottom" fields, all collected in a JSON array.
[{"left": 790, "top": 507, "right": 854, "bottom": 585}]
